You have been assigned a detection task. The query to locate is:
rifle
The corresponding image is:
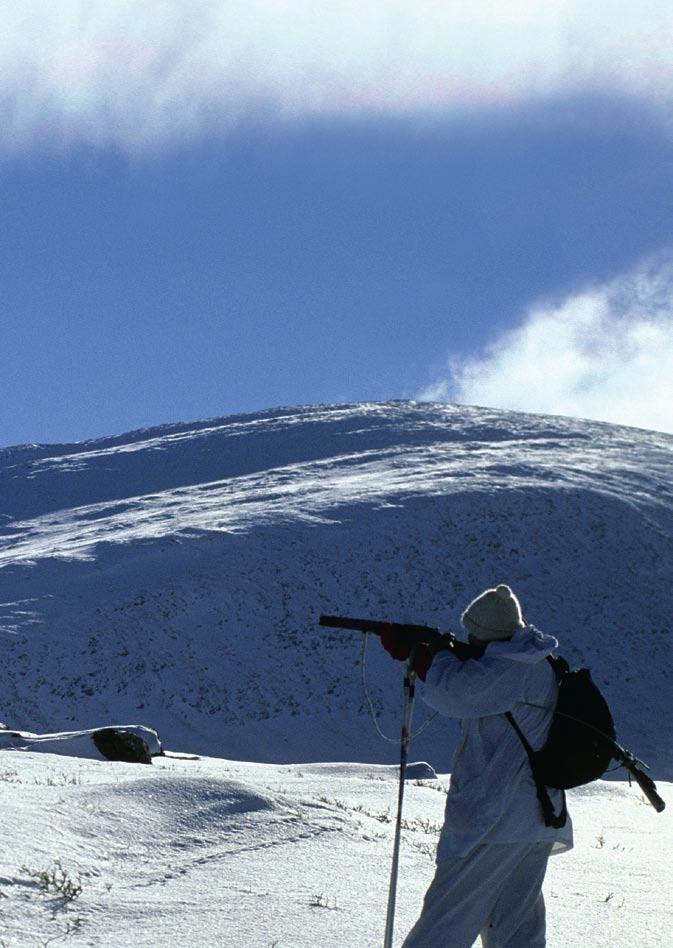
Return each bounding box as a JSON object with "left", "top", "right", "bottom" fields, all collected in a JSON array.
[{"left": 318, "top": 614, "right": 483, "bottom": 661}]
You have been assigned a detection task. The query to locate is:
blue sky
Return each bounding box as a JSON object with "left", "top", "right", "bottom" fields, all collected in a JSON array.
[{"left": 2, "top": 2, "right": 673, "bottom": 445}]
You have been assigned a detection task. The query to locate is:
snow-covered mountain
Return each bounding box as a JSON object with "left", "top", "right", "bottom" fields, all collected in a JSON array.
[{"left": 1, "top": 401, "right": 672, "bottom": 776}]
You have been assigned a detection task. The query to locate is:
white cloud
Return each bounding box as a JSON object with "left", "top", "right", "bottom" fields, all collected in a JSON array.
[
  {"left": 0, "top": 1, "right": 672, "bottom": 152},
  {"left": 420, "top": 252, "right": 673, "bottom": 434}
]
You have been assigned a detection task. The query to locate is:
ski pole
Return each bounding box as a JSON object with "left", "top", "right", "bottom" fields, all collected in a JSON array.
[{"left": 383, "top": 652, "right": 417, "bottom": 948}]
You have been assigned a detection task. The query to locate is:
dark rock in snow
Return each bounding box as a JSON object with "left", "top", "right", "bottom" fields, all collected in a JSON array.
[{"left": 92, "top": 727, "right": 153, "bottom": 764}]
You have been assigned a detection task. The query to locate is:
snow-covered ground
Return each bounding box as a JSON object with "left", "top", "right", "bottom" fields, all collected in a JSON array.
[
  {"left": 1, "top": 401, "right": 672, "bottom": 945},
  {"left": 0, "top": 751, "right": 670, "bottom": 947}
]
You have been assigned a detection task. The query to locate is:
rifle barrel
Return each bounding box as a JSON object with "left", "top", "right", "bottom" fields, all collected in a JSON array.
[{"left": 319, "top": 614, "right": 440, "bottom": 638}]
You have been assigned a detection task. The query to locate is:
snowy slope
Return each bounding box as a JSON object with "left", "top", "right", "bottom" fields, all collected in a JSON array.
[
  {"left": 1, "top": 751, "right": 671, "bottom": 947},
  {"left": 1, "top": 402, "right": 672, "bottom": 775}
]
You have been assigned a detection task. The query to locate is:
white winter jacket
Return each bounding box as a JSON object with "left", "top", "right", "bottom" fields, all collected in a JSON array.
[{"left": 422, "top": 625, "right": 574, "bottom": 861}]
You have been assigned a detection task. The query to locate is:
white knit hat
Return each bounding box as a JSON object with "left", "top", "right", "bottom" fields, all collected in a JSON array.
[{"left": 461, "top": 584, "right": 525, "bottom": 641}]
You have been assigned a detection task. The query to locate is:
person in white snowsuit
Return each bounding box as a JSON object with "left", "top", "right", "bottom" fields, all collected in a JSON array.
[{"left": 395, "top": 584, "right": 573, "bottom": 948}]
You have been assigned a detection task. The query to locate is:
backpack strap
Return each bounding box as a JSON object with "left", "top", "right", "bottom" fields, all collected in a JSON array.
[{"left": 505, "top": 710, "right": 568, "bottom": 829}]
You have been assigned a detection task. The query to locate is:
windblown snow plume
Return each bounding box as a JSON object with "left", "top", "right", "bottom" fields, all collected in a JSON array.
[
  {"left": 421, "top": 252, "right": 673, "bottom": 434},
  {"left": 1, "top": 2, "right": 673, "bottom": 152}
]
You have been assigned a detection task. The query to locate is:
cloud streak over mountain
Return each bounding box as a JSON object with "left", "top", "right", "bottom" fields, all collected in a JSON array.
[
  {"left": 1, "top": 1, "right": 672, "bottom": 153},
  {"left": 421, "top": 252, "right": 673, "bottom": 434}
]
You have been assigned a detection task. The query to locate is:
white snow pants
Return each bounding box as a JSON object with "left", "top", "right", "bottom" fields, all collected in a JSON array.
[{"left": 401, "top": 841, "right": 553, "bottom": 948}]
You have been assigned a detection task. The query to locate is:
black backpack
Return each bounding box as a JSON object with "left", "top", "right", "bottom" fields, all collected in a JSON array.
[{"left": 506, "top": 655, "right": 655, "bottom": 828}]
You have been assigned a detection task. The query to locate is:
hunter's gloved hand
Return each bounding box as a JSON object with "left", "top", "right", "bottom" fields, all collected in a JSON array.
[
  {"left": 412, "top": 645, "right": 434, "bottom": 682},
  {"left": 380, "top": 624, "right": 413, "bottom": 660},
  {"left": 380, "top": 629, "right": 435, "bottom": 681}
]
